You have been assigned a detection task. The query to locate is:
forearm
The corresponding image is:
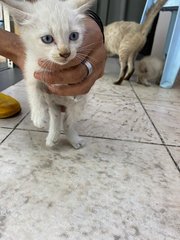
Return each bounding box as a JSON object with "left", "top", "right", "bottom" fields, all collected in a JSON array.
[{"left": 0, "top": 29, "right": 24, "bottom": 69}]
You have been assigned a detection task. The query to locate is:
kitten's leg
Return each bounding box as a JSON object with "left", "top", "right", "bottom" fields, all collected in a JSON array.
[
  {"left": 46, "top": 103, "right": 62, "bottom": 147},
  {"left": 138, "top": 77, "right": 151, "bottom": 87},
  {"left": 63, "top": 100, "right": 85, "bottom": 149},
  {"left": 142, "top": 79, "right": 151, "bottom": 87},
  {"left": 26, "top": 81, "right": 47, "bottom": 128}
]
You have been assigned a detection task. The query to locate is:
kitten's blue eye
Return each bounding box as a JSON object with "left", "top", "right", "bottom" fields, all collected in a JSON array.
[
  {"left": 69, "top": 32, "right": 79, "bottom": 41},
  {"left": 41, "top": 35, "right": 54, "bottom": 44}
]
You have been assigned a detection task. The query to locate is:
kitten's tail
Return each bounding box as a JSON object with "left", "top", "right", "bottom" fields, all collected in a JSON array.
[{"left": 140, "top": 0, "right": 167, "bottom": 36}]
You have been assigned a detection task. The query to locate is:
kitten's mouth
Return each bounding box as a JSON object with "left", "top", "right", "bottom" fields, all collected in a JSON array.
[
  {"left": 52, "top": 51, "right": 77, "bottom": 65},
  {"left": 53, "top": 58, "right": 69, "bottom": 65}
]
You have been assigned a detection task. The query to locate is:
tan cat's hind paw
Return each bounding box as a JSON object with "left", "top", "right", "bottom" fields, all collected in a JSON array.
[{"left": 114, "top": 78, "right": 124, "bottom": 85}]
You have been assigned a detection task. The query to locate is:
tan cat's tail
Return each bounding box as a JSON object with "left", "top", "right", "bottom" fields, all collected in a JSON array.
[{"left": 140, "top": 0, "right": 167, "bottom": 36}]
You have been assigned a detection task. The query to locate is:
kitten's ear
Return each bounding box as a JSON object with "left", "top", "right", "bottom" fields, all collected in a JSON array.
[
  {"left": 1, "top": 0, "right": 33, "bottom": 26},
  {"left": 73, "top": 0, "right": 96, "bottom": 13}
]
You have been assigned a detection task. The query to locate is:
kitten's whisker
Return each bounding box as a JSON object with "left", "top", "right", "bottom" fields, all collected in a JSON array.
[
  {"left": 77, "top": 53, "right": 97, "bottom": 65},
  {"left": 76, "top": 55, "right": 85, "bottom": 62},
  {"left": 78, "top": 41, "right": 101, "bottom": 50},
  {"left": 38, "top": 59, "right": 55, "bottom": 84},
  {"left": 79, "top": 42, "right": 96, "bottom": 48},
  {"left": 39, "top": 58, "right": 50, "bottom": 68}
]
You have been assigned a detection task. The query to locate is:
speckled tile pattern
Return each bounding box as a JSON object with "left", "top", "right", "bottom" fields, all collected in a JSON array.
[
  {"left": 0, "top": 128, "right": 12, "bottom": 143},
  {"left": 142, "top": 100, "right": 180, "bottom": 146},
  {"left": 0, "top": 57, "right": 180, "bottom": 240},
  {"left": 131, "top": 74, "right": 180, "bottom": 103},
  {"left": 78, "top": 94, "right": 161, "bottom": 143},
  {"left": 168, "top": 146, "right": 180, "bottom": 169},
  {"left": 18, "top": 94, "right": 161, "bottom": 144},
  {"left": 91, "top": 74, "right": 136, "bottom": 98},
  {"left": 0, "top": 130, "right": 180, "bottom": 240}
]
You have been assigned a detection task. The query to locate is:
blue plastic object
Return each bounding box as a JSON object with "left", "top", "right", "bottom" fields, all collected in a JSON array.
[{"left": 140, "top": 0, "right": 180, "bottom": 88}]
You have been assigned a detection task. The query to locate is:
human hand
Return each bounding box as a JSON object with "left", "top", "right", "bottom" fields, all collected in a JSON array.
[{"left": 34, "top": 17, "right": 106, "bottom": 96}]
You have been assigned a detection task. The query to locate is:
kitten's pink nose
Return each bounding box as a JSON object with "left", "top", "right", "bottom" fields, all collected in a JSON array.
[{"left": 59, "top": 51, "right": 71, "bottom": 58}]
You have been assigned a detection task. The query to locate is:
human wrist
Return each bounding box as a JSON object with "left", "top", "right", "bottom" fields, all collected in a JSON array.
[
  {"left": 86, "top": 10, "right": 104, "bottom": 42},
  {"left": 0, "top": 29, "right": 24, "bottom": 69}
]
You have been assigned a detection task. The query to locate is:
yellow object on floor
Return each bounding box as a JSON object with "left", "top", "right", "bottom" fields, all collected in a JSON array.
[{"left": 0, "top": 93, "right": 21, "bottom": 118}]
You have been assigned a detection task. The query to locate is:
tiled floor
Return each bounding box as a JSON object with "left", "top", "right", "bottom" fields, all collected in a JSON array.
[{"left": 0, "top": 58, "right": 180, "bottom": 240}]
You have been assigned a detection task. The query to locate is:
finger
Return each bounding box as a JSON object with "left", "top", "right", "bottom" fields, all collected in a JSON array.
[
  {"left": 87, "top": 43, "right": 107, "bottom": 67},
  {"left": 46, "top": 43, "right": 106, "bottom": 95},
  {"left": 38, "top": 59, "right": 61, "bottom": 71},
  {"left": 35, "top": 63, "right": 88, "bottom": 85},
  {"left": 38, "top": 58, "right": 82, "bottom": 71},
  {"left": 35, "top": 44, "right": 106, "bottom": 85},
  {"left": 47, "top": 62, "right": 104, "bottom": 96}
]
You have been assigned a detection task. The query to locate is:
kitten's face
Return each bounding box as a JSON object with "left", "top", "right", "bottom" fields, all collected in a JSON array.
[
  {"left": 21, "top": 1, "right": 85, "bottom": 65},
  {"left": 3, "top": 0, "right": 96, "bottom": 65}
]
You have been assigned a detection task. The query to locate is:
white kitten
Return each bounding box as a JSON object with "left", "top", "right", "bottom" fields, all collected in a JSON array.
[
  {"left": 2, "top": 0, "right": 95, "bottom": 148},
  {"left": 134, "top": 56, "right": 164, "bottom": 86}
]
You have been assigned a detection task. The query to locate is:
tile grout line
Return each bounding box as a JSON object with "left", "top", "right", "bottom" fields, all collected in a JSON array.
[
  {"left": 129, "top": 83, "right": 180, "bottom": 104},
  {"left": 130, "top": 82, "right": 166, "bottom": 144},
  {"left": 1, "top": 95, "right": 179, "bottom": 172},
  {"left": 130, "top": 82, "right": 180, "bottom": 173},
  {"left": 2, "top": 126, "right": 180, "bottom": 147},
  {"left": 0, "top": 112, "right": 29, "bottom": 145}
]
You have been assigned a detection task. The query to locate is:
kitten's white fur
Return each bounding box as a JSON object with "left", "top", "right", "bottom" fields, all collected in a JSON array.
[
  {"left": 2, "top": 0, "right": 95, "bottom": 148},
  {"left": 134, "top": 56, "right": 164, "bottom": 86}
]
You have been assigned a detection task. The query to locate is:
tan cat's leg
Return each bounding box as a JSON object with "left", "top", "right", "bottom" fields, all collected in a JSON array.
[
  {"left": 114, "top": 55, "right": 127, "bottom": 85},
  {"left": 124, "top": 54, "right": 135, "bottom": 81}
]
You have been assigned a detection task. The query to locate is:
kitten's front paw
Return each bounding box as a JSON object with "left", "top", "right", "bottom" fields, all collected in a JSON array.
[
  {"left": 31, "top": 112, "right": 46, "bottom": 128},
  {"left": 70, "top": 136, "right": 86, "bottom": 149},
  {"left": 143, "top": 82, "right": 151, "bottom": 87},
  {"left": 141, "top": 79, "right": 151, "bottom": 87},
  {"left": 46, "top": 135, "right": 60, "bottom": 147}
]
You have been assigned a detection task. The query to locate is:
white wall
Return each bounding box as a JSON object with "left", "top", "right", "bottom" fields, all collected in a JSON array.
[{"left": 151, "top": 11, "right": 171, "bottom": 58}]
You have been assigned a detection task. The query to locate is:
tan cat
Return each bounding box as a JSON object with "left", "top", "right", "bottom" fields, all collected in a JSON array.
[
  {"left": 104, "top": 0, "right": 167, "bottom": 85},
  {"left": 134, "top": 56, "right": 164, "bottom": 86}
]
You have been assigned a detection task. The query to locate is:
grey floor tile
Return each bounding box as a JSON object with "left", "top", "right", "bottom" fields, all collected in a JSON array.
[
  {"left": 91, "top": 74, "right": 136, "bottom": 98},
  {"left": 168, "top": 146, "right": 180, "bottom": 169},
  {"left": 143, "top": 100, "right": 180, "bottom": 146},
  {"left": 0, "top": 130, "right": 179, "bottom": 240},
  {"left": 17, "top": 94, "right": 162, "bottom": 144},
  {"left": 0, "top": 67, "right": 23, "bottom": 91},
  {"left": 0, "top": 128, "right": 12, "bottom": 143},
  {"left": 131, "top": 77, "right": 180, "bottom": 103},
  {"left": 78, "top": 94, "right": 161, "bottom": 143}
]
